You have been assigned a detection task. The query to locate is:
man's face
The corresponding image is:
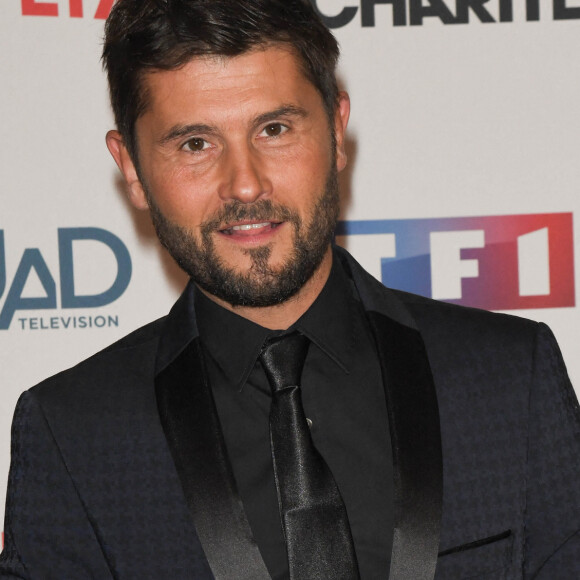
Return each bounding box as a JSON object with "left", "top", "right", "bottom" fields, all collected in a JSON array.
[{"left": 108, "top": 46, "right": 350, "bottom": 307}]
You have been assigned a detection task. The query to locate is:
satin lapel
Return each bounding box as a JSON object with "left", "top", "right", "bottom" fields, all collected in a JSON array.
[
  {"left": 335, "top": 246, "right": 443, "bottom": 579},
  {"left": 367, "top": 311, "right": 442, "bottom": 580},
  {"left": 155, "top": 338, "right": 270, "bottom": 580}
]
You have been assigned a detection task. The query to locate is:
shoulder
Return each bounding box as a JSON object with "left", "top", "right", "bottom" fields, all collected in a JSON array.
[
  {"left": 391, "top": 287, "right": 539, "bottom": 345},
  {"left": 384, "top": 288, "right": 553, "bottom": 386},
  {"left": 387, "top": 289, "right": 565, "bottom": 401},
  {"left": 28, "top": 316, "right": 167, "bottom": 411}
]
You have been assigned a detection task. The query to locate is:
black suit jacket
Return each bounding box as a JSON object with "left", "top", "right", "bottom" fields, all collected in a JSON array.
[{"left": 1, "top": 248, "right": 579, "bottom": 579}]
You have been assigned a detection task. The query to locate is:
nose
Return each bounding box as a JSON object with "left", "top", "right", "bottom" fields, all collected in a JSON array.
[{"left": 217, "top": 144, "right": 272, "bottom": 203}]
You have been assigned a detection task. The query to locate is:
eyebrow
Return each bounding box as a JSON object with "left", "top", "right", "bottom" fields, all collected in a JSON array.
[
  {"left": 252, "top": 105, "right": 309, "bottom": 128},
  {"left": 159, "top": 123, "right": 217, "bottom": 145},
  {"left": 158, "top": 105, "right": 309, "bottom": 145}
]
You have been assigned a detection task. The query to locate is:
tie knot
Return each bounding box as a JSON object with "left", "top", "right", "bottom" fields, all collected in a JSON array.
[{"left": 259, "top": 332, "right": 310, "bottom": 393}]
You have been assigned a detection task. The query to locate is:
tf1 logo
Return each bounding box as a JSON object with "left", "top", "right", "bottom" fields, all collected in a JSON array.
[
  {"left": 335, "top": 212, "right": 575, "bottom": 311},
  {"left": 0, "top": 228, "right": 131, "bottom": 330},
  {"left": 21, "top": 0, "right": 113, "bottom": 18}
]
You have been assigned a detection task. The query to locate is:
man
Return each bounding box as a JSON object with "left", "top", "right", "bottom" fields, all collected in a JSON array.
[{"left": 1, "top": 0, "right": 579, "bottom": 578}]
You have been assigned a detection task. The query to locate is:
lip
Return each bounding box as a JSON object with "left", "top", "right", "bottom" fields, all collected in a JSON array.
[{"left": 218, "top": 220, "right": 284, "bottom": 244}]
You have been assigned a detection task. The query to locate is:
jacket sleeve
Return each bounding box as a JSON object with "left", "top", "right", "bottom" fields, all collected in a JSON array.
[
  {"left": 524, "top": 323, "right": 580, "bottom": 579},
  {"left": 0, "top": 390, "right": 113, "bottom": 579}
]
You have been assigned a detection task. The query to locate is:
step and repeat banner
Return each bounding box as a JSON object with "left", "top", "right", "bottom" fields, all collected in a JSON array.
[{"left": 1, "top": 0, "right": 579, "bottom": 527}]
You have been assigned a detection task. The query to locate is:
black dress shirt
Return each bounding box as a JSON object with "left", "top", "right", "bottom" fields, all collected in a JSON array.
[{"left": 195, "top": 256, "right": 394, "bottom": 579}]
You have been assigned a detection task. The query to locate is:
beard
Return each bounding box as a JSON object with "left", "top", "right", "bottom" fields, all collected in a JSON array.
[{"left": 145, "top": 165, "right": 340, "bottom": 308}]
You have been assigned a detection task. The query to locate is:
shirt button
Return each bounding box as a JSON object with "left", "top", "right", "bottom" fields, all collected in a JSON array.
[{"left": 306, "top": 418, "right": 313, "bottom": 429}]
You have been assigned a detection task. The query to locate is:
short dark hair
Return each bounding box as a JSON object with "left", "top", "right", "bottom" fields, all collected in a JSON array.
[{"left": 102, "top": 0, "right": 340, "bottom": 162}]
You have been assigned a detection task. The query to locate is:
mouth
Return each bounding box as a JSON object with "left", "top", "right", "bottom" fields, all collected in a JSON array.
[{"left": 219, "top": 221, "right": 283, "bottom": 237}]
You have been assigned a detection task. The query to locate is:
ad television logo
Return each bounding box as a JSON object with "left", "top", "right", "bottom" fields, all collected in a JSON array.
[{"left": 0, "top": 228, "right": 131, "bottom": 330}]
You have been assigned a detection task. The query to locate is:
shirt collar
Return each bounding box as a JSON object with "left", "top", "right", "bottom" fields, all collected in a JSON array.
[
  {"left": 291, "top": 255, "right": 356, "bottom": 375},
  {"left": 195, "top": 252, "right": 358, "bottom": 391}
]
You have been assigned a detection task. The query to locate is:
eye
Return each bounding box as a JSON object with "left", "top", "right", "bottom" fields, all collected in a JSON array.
[
  {"left": 183, "top": 137, "right": 209, "bottom": 152},
  {"left": 260, "top": 123, "right": 288, "bottom": 138}
]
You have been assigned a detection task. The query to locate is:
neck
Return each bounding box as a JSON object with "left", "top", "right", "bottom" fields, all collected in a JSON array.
[{"left": 197, "top": 248, "right": 333, "bottom": 330}]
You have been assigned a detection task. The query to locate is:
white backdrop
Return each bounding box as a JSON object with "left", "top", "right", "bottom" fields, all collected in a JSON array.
[{"left": 1, "top": 0, "right": 579, "bottom": 529}]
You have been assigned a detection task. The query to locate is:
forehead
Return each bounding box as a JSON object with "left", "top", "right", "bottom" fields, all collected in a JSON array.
[{"left": 138, "top": 46, "right": 323, "bottom": 127}]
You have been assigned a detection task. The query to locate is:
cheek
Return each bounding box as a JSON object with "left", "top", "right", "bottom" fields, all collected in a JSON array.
[
  {"left": 271, "top": 144, "right": 332, "bottom": 195},
  {"left": 146, "top": 166, "right": 218, "bottom": 223}
]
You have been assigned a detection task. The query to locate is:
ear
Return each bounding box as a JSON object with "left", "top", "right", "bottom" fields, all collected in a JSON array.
[
  {"left": 334, "top": 91, "right": 351, "bottom": 173},
  {"left": 106, "top": 130, "right": 149, "bottom": 210}
]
